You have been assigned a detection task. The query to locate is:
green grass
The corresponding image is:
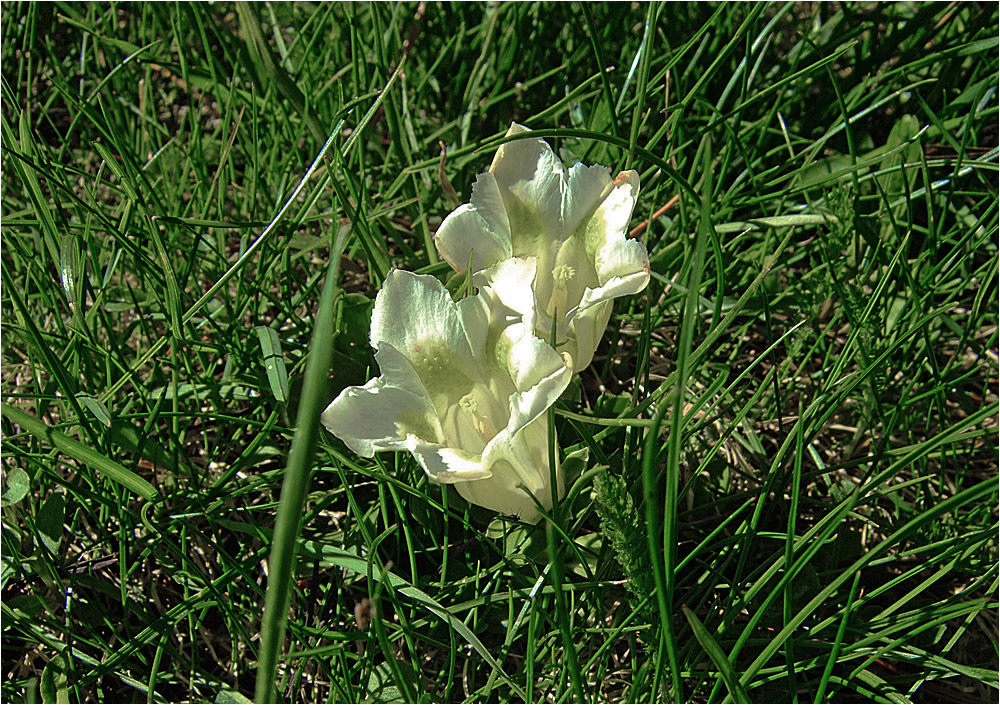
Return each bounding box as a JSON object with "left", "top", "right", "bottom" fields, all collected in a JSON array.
[{"left": 2, "top": 2, "right": 997, "bottom": 703}]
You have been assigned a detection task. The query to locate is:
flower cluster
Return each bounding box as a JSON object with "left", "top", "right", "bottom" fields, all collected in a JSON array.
[{"left": 323, "top": 124, "right": 649, "bottom": 521}]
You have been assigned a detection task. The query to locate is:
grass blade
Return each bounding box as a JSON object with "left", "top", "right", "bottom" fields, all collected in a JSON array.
[
  {"left": 253, "top": 238, "right": 345, "bottom": 703},
  {"left": 255, "top": 326, "right": 289, "bottom": 404},
  {"left": 1, "top": 403, "right": 158, "bottom": 501},
  {"left": 681, "top": 605, "right": 751, "bottom": 704}
]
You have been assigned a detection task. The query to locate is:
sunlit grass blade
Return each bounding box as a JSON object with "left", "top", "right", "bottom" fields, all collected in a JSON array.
[{"left": 254, "top": 242, "right": 345, "bottom": 704}]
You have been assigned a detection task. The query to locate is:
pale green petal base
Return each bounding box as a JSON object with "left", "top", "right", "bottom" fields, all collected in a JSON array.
[{"left": 456, "top": 419, "right": 558, "bottom": 523}]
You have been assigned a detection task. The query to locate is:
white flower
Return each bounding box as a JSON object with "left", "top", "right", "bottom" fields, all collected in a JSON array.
[
  {"left": 434, "top": 123, "right": 650, "bottom": 371},
  {"left": 321, "top": 268, "right": 572, "bottom": 522}
]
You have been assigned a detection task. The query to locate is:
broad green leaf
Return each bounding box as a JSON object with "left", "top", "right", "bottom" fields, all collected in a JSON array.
[
  {"left": 1, "top": 468, "right": 30, "bottom": 506},
  {"left": 40, "top": 651, "right": 70, "bottom": 704},
  {"left": 75, "top": 394, "right": 111, "bottom": 428},
  {"left": 714, "top": 213, "right": 840, "bottom": 233},
  {"left": 36, "top": 492, "right": 65, "bottom": 556},
  {"left": 366, "top": 659, "right": 419, "bottom": 704}
]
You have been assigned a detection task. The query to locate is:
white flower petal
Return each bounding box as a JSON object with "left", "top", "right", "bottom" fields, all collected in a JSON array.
[
  {"left": 561, "top": 301, "right": 613, "bottom": 372},
  {"left": 457, "top": 293, "right": 491, "bottom": 359},
  {"left": 566, "top": 264, "right": 647, "bottom": 372},
  {"left": 572, "top": 234, "right": 650, "bottom": 321},
  {"left": 462, "top": 419, "right": 558, "bottom": 522},
  {"left": 434, "top": 172, "right": 513, "bottom": 273},
  {"left": 406, "top": 435, "right": 492, "bottom": 483},
  {"left": 491, "top": 123, "right": 565, "bottom": 250},
  {"left": 597, "top": 234, "right": 650, "bottom": 285},
  {"left": 370, "top": 270, "right": 481, "bottom": 403},
  {"left": 475, "top": 257, "right": 539, "bottom": 332},
  {"left": 503, "top": 322, "right": 570, "bottom": 393},
  {"left": 322, "top": 379, "right": 439, "bottom": 457},
  {"left": 544, "top": 234, "right": 600, "bottom": 327},
  {"left": 475, "top": 318, "right": 572, "bottom": 439},
  {"left": 576, "top": 271, "right": 650, "bottom": 319},
  {"left": 371, "top": 270, "right": 470, "bottom": 360},
  {"left": 562, "top": 163, "right": 614, "bottom": 236},
  {"left": 328, "top": 125, "right": 653, "bottom": 520},
  {"left": 324, "top": 262, "right": 571, "bottom": 521},
  {"left": 594, "top": 171, "right": 641, "bottom": 248},
  {"left": 370, "top": 343, "right": 431, "bottom": 397},
  {"left": 504, "top": 354, "right": 572, "bottom": 437}
]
